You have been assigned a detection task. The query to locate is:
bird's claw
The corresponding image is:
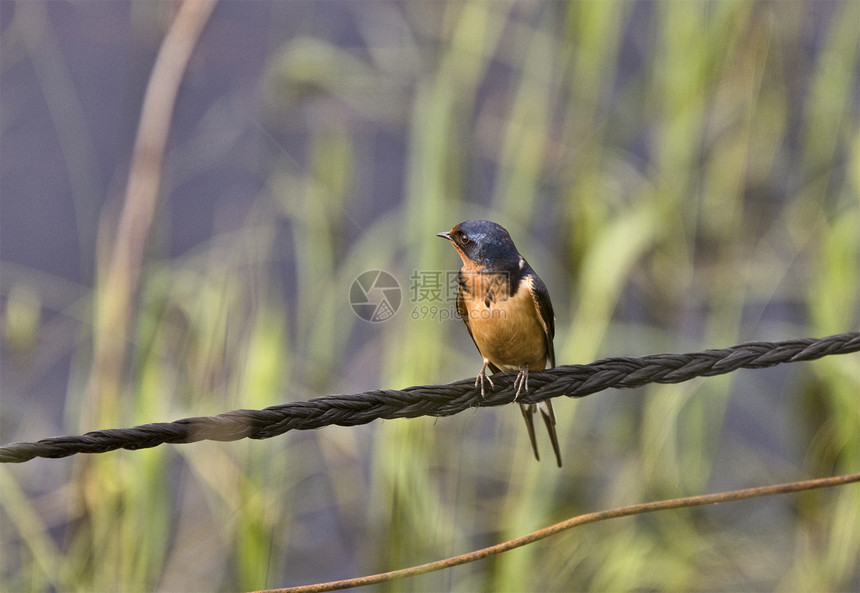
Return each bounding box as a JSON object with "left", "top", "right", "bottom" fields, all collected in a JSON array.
[
  {"left": 513, "top": 366, "right": 529, "bottom": 401},
  {"left": 475, "top": 362, "right": 495, "bottom": 399}
]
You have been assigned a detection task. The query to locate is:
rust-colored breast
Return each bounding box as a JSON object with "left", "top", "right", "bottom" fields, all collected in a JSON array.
[{"left": 462, "top": 274, "right": 548, "bottom": 371}]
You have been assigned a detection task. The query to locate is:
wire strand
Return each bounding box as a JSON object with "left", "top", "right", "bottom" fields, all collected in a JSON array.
[
  {"left": 255, "top": 472, "right": 860, "bottom": 593},
  {"left": 2, "top": 332, "right": 858, "bottom": 463}
]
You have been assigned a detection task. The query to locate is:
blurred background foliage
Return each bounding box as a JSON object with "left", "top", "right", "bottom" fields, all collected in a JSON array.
[{"left": 1, "top": 1, "right": 859, "bottom": 591}]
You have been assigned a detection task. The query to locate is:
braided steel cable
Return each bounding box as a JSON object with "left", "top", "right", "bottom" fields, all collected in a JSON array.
[{"left": 2, "top": 332, "right": 858, "bottom": 463}]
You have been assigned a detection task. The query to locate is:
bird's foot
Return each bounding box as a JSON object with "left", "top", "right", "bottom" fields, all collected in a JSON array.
[
  {"left": 475, "top": 360, "right": 495, "bottom": 399},
  {"left": 513, "top": 365, "right": 529, "bottom": 401}
]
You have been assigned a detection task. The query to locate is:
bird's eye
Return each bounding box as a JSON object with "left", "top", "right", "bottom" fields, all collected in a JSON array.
[{"left": 459, "top": 232, "right": 470, "bottom": 245}]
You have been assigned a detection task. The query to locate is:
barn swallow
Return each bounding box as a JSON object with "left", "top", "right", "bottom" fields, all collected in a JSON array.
[{"left": 437, "top": 220, "right": 562, "bottom": 467}]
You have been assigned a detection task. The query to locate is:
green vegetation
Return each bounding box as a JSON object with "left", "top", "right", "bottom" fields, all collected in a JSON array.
[{"left": 2, "top": 1, "right": 858, "bottom": 591}]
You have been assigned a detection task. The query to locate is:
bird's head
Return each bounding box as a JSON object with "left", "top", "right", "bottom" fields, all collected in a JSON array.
[{"left": 437, "top": 220, "right": 521, "bottom": 271}]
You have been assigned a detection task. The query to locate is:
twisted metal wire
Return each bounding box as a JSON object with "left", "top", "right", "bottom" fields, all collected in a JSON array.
[{"left": 2, "top": 332, "right": 858, "bottom": 463}]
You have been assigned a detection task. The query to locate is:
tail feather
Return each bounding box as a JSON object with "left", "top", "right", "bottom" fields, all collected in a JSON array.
[
  {"left": 538, "top": 400, "right": 562, "bottom": 468},
  {"left": 519, "top": 401, "right": 563, "bottom": 466},
  {"left": 518, "top": 403, "right": 540, "bottom": 462}
]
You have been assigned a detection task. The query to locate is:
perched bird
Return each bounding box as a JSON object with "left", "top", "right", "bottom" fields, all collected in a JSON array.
[{"left": 437, "top": 220, "right": 562, "bottom": 467}]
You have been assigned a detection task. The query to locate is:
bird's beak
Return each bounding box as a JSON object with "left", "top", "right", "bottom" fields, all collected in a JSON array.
[{"left": 436, "top": 231, "right": 451, "bottom": 240}]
